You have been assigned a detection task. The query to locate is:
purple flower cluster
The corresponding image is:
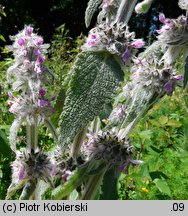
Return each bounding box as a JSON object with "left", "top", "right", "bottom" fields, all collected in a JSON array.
[
  {"left": 9, "top": 26, "right": 47, "bottom": 75},
  {"left": 156, "top": 13, "right": 175, "bottom": 34},
  {"left": 156, "top": 13, "right": 187, "bottom": 39},
  {"left": 7, "top": 26, "right": 55, "bottom": 119},
  {"left": 164, "top": 74, "right": 183, "bottom": 96},
  {"left": 8, "top": 88, "right": 55, "bottom": 120},
  {"left": 102, "top": 0, "right": 110, "bottom": 10},
  {"left": 129, "top": 54, "right": 182, "bottom": 96},
  {"left": 12, "top": 149, "right": 55, "bottom": 185},
  {"left": 82, "top": 22, "right": 145, "bottom": 64},
  {"left": 83, "top": 130, "right": 142, "bottom": 171}
]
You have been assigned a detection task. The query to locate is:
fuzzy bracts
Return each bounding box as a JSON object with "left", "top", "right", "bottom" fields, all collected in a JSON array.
[
  {"left": 7, "top": 26, "right": 56, "bottom": 151},
  {"left": 12, "top": 149, "right": 55, "bottom": 186},
  {"left": 157, "top": 14, "right": 188, "bottom": 65},
  {"left": 82, "top": 21, "right": 144, "bottom": 63},
  {"left": 83, "top": 130, "right": 141, "bottom": 168},
  {"left": 130, "top": 55, "right": 180, "bottom": 95},
  {"left": 7, "top": 26, "right": 51, "bottom": 92}
]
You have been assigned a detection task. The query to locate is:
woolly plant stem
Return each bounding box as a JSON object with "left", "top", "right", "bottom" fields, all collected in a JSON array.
[
  {"left": 26, "top": 115, "right": 39, "bottom": 151},
  {"left": 19, "top": 179, "right": 37, "bottom": 200},
  {"left": 90, "top": 116, "right": 101, "bottom": 134},
  {"left": 44, "top": 118, "right": 58, "bottom": 143},
  {"left": 115, "top": 0, "right": 138, "bottom": 24},
  {"left": 80, "top": 171, "right": 106, "bottom": 200},
  {"left": 70, "top": 126, "right": 88, "bottom": 158},
  {"left": 118, "top": 90, "right": 162, "bottom": 139}
]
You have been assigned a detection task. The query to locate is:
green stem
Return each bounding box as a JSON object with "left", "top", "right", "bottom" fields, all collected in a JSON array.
[
  {"left": 26, "top": 115, "right": 38, "bottom": 151},
  {"left": 118, "top": 89, "right": 162, "bottom": 139},
  {"left": 44, "top": 118, "right": 58, "bottom": 143},
  {"left": 90, "top": 117, "right": 101, "bottom": 133},
  {"left": 100, "top": 166, "right": 120, "bottom": 200},
  {"left": 70, "top": 127, "right": 87, "bottom": 158},
  {"left": 19, "top": 179, "right": 37, "bottom": 200},
  {"left": 115, "top": 0, "right": 138, "bottom": 24},
  {"left": 51, "top": 165, "right": 88, "bottom": 200},
  {"left": 80, "top": 171, "right": 105, "bottom": 200}
]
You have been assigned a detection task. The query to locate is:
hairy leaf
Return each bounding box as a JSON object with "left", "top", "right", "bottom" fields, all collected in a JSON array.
[
  {"left": 85, "top": 0, "right": 103, "bottom": 28},
  {"left": 59, "top": 51, "right": 124, "bottom": 147},
  {"left": 184, "top": 56, "right": 188, "bottom": 88},
  {"left": 0, "top": 129, "right": 11, "bottom": 159},
  {"left": 100, "top": 166, "right": 120, "bottom": 200}
]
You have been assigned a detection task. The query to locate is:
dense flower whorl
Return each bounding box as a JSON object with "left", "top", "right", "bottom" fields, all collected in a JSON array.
[
  {"left": 52, "top": 147, "right": 85, "bottom": 181},
  {"left": 12, "top": 149, "right": 55, "bottom": 186},
  {"left": 7, "top": 26, "right": 51, "bottom": 95},
  {"left": 8, "top": 89, "right": 55, "bottom": 124},
  {"left": 157, "top": 15, "right": 188, "bottom": 45},
  {"left": 82, "top": 21, "right": 145, "bottom": 63},
  {"left": 129, "top": 55, "right": 179, "bottom": 94},
  {"left": 108, "top": 104, "right": 127, "bottom": 125},
  {"left": 83, "top": 130, "right": 138, "bottom": 168},
  {"left": 156, "top": 14, "right": 188, "bottom": 64}
]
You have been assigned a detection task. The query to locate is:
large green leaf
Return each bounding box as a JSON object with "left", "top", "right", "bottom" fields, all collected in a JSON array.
[
  {"left": 85, "top": 0, "right": 102, "bottom": 28},
  {"left": 59, "top": 51, "right": 124, "bottom": 146},
  {"left": 183, "top": 56, "right": 188, "bottom": 88},
  {"left": 153, "top": 178, "right": 171, "bottom": 197},
  {"left": 100, "top": 166, "right": 120, "bottom": 200},
  {"left": 0, "top": 129, "right": 11, "bottom": 159}
]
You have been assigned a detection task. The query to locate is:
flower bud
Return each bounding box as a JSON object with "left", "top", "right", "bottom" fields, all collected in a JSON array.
[
  {"left": 130, "top": 39, "right": 145, "bottom": 49},
  {"left": 159, "top": 13, "right": 165, "bottom": 23},
  {"left": 35, "top": 36, "right": 43, "bottom": 46},
  {"left": 18, "top": 38, "right": 25, "bottom": 46},
  {"left": 25, "top": 26, "right": 33, "bottom": 36},
  {"left": 135, "top": 0, "right": 154, "bottom": 14}
]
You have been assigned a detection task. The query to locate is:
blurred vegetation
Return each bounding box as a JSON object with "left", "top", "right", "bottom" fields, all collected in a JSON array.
[{"left": 119, "top": 88, "right": 188, "bottom": 199}]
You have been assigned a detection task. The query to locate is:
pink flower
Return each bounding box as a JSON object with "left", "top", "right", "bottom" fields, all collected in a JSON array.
[
  {"left": 159, "top": 13, "right": 165, "bottom": 23},
  {"left": 39, "top": 88, "right": 46, "bottom": 97},
  {"left": 88, "top": 40, "right": 95, "bottom": 46},
  {"left": 62, "top": 170, "right": 72, "bottom": 182},
  {"left": 115, "top": 104, "right": 126, "bottom": 118},
  {"left": 9, "top": 101, "right": 19, "bottom": 113},
  {"left": 165, "top": 19, "right": 173, "bottom": 25},
  {"left": 34, "top": 64, "right": 43, "bottom": 74},
  {"left": 38, "top": 99, "right": 48, "bottom": 108},
  {"left": 50, "top": 166, "right": 57, "bottom": 177},
  {"left": 8, "top": 91, "right": 14, "bottom": 99},
  {"left": 34, "top": 48, "right": 41, "bottom": 56},
  {"left": 174, "top": 74, "right": 183, "bottom": 80},
  {"left": 91, "top": 34, "right": 97, "bottom": 39},
  {"left": 122, "top": 48, "right": 130, "bottom": 62},
  {"left": 35, "top": 36, "right": 43, "bottom": 46},
  {"left": 156, "top": 25, "right": 172, "bottom": 34},
  {"left": 18, "top": 38, "right": 25, "bottom": 46},
  {"left": 23, "top": 59, "right": 31, "bottom": 70},
  {"left": 37, "top": 55, "right": 45, "bottom": 64},
  {"left": 103, "top": 0, "right": 110, "bottom": 10},
  {"left": 25, "top": 26, "right": 33, "bottom": 36},
  {"left": 130, "top": 39, "right": 145, "bottom": 49},
  {"left": 179, "top": 17, "right": 186, "bottom": 25},
  {"left": 18, "top": 169, "right": 25, "bottom": 181},
  {"left": 19, "top": 49, "right": 27, "bottom": 57}
]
